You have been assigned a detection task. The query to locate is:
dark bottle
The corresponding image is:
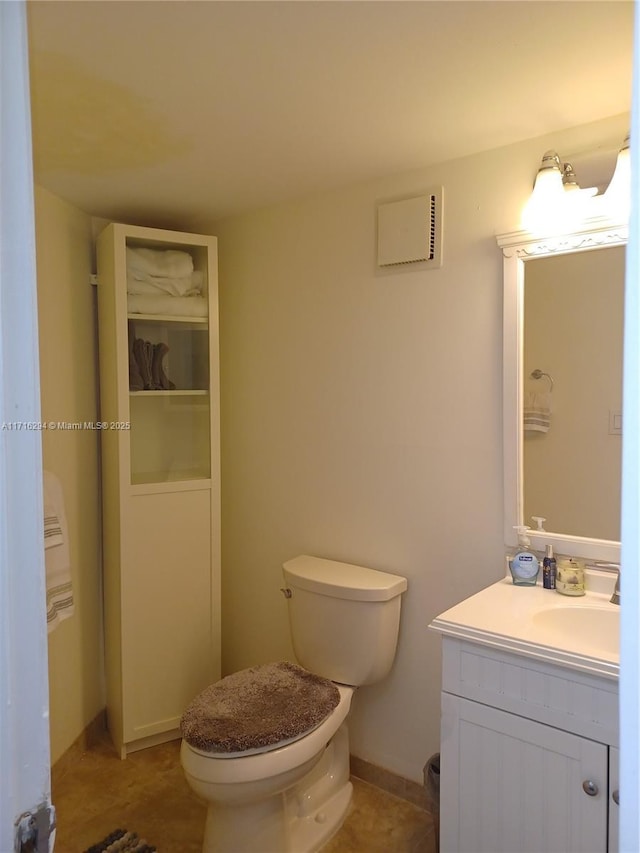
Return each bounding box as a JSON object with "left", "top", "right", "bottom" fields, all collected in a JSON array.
[{"left": 542, "top": 544, "right": 557, "bottom": 590}]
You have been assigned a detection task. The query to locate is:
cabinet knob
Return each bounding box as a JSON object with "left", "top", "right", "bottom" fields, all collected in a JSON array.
[
  {"left": 582, "top": 780, "right": 599, "bottom": 797},
  {"left": 613, "top": 789, "right": 620, "bottom": 805}
]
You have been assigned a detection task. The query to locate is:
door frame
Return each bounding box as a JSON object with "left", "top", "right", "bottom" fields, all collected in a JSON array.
[{"left": 0, "top": 2, "right": 52, "bottom": 851}]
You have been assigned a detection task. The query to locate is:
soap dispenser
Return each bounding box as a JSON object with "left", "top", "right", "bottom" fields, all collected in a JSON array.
[{"left": 509, "top": 526, "right": 540, "bottom": 586}]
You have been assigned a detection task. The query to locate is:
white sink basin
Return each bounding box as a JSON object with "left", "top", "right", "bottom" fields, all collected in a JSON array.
[
  {"left": 430, "top": 577, "right": 621, "bottom": 677},
  {"left": 532, "top": 606, "right": 619, "bottom": 657}
]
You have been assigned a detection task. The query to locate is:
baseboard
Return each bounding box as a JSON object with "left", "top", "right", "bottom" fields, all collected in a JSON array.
[
  {"left": 51, "top": 709, "right": 107, "bottom": 783},
  {"left": 349, "top": 754, "right": 429, "bottom": 811},
  {"left": 121, "top": 728, "right": 181, "bottom": 759}
]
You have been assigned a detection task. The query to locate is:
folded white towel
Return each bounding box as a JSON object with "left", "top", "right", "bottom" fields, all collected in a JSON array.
[
  {"left": 126, "top": 269, "right": 204, "bottom": 298},
  {"left": 43, "top": 471, "right": 74, "bottom": 632},
  {"left": 127, "top": 246, "right": 194, "bottom": 279},
  {"left": 523, "top": 391, "right": 552, "bottom": 433},
  {"left": 127, "top": 293, "right": 208, "bottom": 318}
]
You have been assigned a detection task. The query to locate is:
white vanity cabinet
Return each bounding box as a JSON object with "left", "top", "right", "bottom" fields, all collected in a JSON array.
[
  {"left": 96, "top": 223, "right": 221, "bottom": 757},
  {"left": 439, "top": 637, "right": 619, "bottom": 853}
]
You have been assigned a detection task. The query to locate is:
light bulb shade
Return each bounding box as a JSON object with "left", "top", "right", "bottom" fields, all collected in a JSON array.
[
  {"left": 521, "top": 150, "right": 565, "bottom": 232},
  {"left": 521, "top": 148, "right": 614, "bottom": 233},
  {"left": 603, "top": 135, "right": 630, "bottom": 220},
  {"left": 562, "top": 163, "right": 597, "bottom": 198},
  {"left": 562, "top": 163, "right": 580, "bottom": 192}
]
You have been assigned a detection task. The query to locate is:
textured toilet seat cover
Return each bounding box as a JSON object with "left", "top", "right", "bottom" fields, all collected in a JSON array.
[{"left": 180, "top": 661, "right": 341, "bottom": 755}]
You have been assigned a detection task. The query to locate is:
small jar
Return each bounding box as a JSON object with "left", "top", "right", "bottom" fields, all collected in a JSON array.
[{"left": 556, "top": 558, "right": 586, "bottom": 596}]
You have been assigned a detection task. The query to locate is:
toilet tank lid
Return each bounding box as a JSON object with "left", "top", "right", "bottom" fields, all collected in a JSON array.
[{"left": 283, "top": 555, "right": 408, "bottom": 602}]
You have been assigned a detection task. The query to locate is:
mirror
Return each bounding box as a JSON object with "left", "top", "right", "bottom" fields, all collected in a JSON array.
[
  {"left": 524, "top": 246, "right": 624, "bottom": 541},
  {"left": 498, "top": 219, "right": 628, "bottom": 563}
]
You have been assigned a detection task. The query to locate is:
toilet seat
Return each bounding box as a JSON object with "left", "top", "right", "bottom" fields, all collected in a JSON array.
[
  {"left": 180, "top": 661, "right": 340, "bottom": 756},
  {"left": 190, "top": 725, "right": 329, "bottom": 759},
  {"left": 181, "top": 684, "right": 353, "bottom": 785}
]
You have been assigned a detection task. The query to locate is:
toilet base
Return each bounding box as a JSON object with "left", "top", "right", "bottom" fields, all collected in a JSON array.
[
  {"left": 200, "top": 723, "right": 352, "bottom": 853},
  {"left": 288, "top": 780, "right": 353, "bottom": 853}
]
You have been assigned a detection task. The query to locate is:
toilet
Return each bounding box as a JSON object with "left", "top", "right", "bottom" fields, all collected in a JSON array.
[{"left": 180, "top": 554, "right": 407, "bottom": 853}]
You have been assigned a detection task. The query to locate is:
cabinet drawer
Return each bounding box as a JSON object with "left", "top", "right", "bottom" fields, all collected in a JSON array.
[{"left": 442, "top": 638, "right": 618, "bottom": 746}]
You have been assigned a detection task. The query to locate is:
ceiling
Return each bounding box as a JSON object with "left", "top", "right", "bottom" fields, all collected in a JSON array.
[{"left": 27, "top": 1, "right": 633, "bottom": 229}]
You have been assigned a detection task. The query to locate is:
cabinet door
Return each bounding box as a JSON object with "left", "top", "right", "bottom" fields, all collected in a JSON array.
[
  {"left": 609, "top": 746, "right": 619, "bottom": 853},
  {"left": 121, "top": 488, "right": 215, "bottom": 743},
  {"left": 128, "top": 317, "right": 212, "bottom": 485},
  {"left": 441, "top": 693, "right": 608, "bottom": 853}
]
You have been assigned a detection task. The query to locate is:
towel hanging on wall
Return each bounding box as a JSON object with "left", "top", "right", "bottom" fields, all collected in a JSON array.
[
  {"left": 523, "top": 391, "right": 552, "bottom": 433},
  {"left": 43, "top": 470, "right": 74, "bottom": 632}
]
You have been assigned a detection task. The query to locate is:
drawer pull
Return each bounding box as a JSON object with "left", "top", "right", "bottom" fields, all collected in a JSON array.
[
  {"left": 613, "top": 789, "right": 620, "bottom": 805},
  {"left": 582, "top": 780, "right": 599, "bottom": 797}
]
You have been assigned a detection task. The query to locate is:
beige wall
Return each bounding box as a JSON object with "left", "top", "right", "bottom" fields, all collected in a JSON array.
[
  {"left": 194, "top": 113, "right": 628, "bottom": 784},
  {"left": 34, "top": 186, "right": 104, "bottom": 764}
]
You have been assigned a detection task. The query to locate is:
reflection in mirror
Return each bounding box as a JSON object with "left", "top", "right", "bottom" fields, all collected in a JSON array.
[{"left": 523, "top": 247, "right": 624, "bottom": 541}]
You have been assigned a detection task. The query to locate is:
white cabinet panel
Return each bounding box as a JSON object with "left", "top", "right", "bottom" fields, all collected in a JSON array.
[
  {"left": 122, "top": 489, "right": 214, "bottom": 741},
  {"left": 442, "top": 639, "right": 618, "bottom": 747},
  {"left": 441, "top": 693, "right": 608, "bottom": 853}
]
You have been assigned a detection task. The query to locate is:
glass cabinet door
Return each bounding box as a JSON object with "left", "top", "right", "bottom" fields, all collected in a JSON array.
[{"left": 128, "top": 317, "right": 211, "bottom": 485}]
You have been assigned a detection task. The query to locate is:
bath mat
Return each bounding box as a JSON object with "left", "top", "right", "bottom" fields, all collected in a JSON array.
[
  {"left": 83, "top": 828, "right": 156, "bottom": 853},
  {"left": 181, "top": 660, "right": 340, "bottom": 754}
]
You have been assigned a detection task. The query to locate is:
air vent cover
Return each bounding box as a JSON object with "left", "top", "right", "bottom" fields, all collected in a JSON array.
[{"left": 376, "top": 188, "right": 443, "bottom": 270}]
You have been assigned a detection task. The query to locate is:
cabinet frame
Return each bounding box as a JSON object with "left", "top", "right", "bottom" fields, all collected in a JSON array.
[{"left": 97, "top": 223, "right": 221, "bottom": 757}]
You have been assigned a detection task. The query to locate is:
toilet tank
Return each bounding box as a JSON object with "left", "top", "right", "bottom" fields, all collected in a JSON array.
[{"left": 282, "top": 555, "right": 408, "bottom": 686}]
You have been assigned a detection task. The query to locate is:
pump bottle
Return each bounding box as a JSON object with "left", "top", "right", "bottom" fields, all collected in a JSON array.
[{"left": 508, "top": 526, "right": 540, "bottom": 586}]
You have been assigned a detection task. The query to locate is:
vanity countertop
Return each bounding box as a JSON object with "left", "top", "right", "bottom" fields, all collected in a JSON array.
[{"left": 429, "top": 573, "right": 619, "bottom": 680}]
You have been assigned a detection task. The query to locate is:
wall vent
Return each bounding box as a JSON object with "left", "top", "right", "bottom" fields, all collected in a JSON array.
[{"left": 376, "top": 188, "right": 443, "bottom": 271}]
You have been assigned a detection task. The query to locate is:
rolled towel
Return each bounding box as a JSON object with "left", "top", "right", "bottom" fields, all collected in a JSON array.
[
  {"left": 144, "top": 341, "right": 157, "bottom": 389},
  {"left": 128, "top": 330, "right": 144, "bottom": 391},
  {"left": 152, "top": 342, "right": 175, "bottom": 390},
  {"left": 523, "top": 391, "right": 552, "bottom": 433},
  {"left": 133, "top": 337, "right": 154, "bottom": 389},
  {"left": 126, "top": 269, "right": 203, "bottom": 298},
  {"left": 127, "top": 293, "right": 208, "bottom": 318},
  {"left": 127, "top": 246, "right": 193, "bottom": 279}
]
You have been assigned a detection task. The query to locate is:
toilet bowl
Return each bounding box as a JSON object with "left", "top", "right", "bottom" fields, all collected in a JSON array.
[
  {"left": 181, "top": 684, "right": 354, "bottom": 853},
  {"left": 181, "top": 683, "right": 353, "bottom": 796},
  {"left": 180, "top": 555, "right": 407, "bottom": 853}
]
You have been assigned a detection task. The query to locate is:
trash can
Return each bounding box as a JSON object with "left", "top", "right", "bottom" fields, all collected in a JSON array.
[{"left": 423, "top": 753, "right": 440, "bottom": 852}]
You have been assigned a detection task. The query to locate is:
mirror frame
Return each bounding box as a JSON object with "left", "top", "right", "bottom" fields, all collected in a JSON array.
[{"left": 497, "top": 217, "right": 628, "bottom": 563}]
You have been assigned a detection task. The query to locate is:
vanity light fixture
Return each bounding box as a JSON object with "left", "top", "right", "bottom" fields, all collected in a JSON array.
[
  {"left": 561, "top": 163, "right": 598, "bottom": 199},
  {"left": 522, "top": 135, "right": 630, "bottom": 233},
  {"left": 521, "top": 150, "right": 565, "bottom": 232},
  {"left": 602, "top": 134, "right": 631, "bottom": 221}
]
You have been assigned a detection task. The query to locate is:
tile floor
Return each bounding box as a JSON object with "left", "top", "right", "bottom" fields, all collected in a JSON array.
[{"left": 51, "top": 734, "right": 437, "bottom": 853}]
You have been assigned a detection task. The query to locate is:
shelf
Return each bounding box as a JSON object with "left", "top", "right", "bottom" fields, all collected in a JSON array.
[
  {"left": 131, "top": 468, "right": 211, "bottom": 486},
  {"left": 128, "top": 313, "right": 208, "bottom": 325},
  {"left": 130, "top": 389, "right": 208, "bottom": 397}
]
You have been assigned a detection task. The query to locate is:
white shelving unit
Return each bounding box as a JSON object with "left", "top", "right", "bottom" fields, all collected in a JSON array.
[{"left": 96, "top": 223, "right": 221, "bottom": 757}]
